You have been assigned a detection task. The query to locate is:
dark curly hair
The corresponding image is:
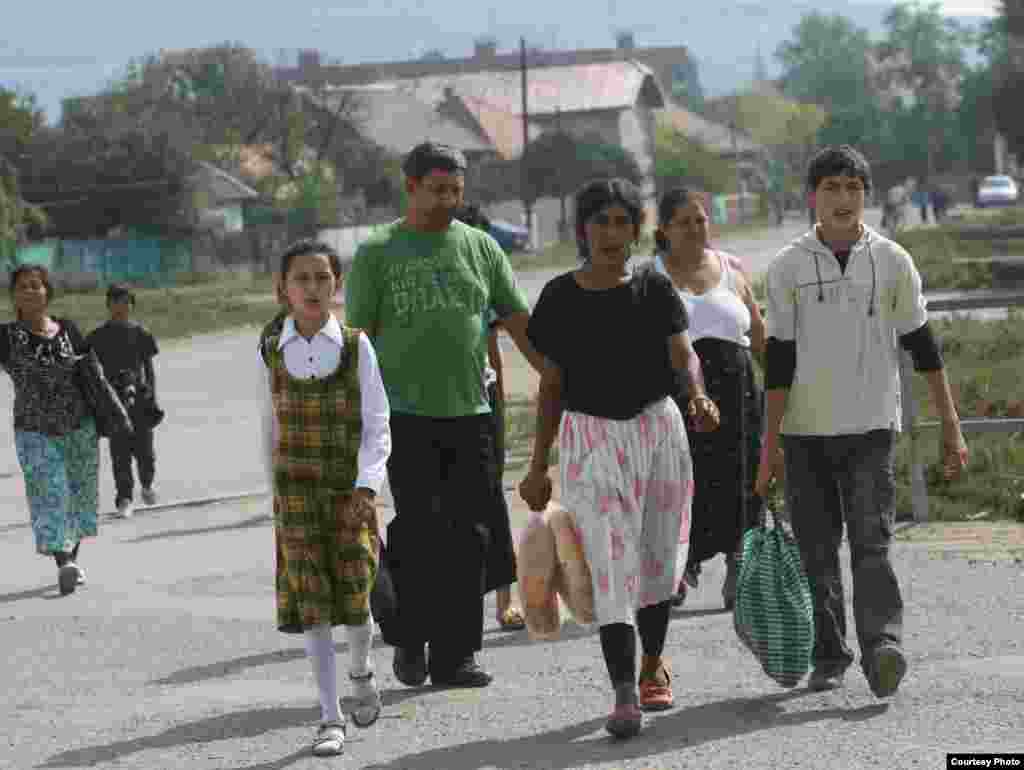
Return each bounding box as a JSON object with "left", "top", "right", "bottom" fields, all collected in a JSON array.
[
  {"left": 574, "top": 178, "right": 644, "bottom": 261},
  {"left": 806, "top": 145, "right": 872, "bottom": 194}
]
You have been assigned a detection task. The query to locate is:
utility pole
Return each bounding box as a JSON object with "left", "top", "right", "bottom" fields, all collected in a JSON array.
[{"left": 520, "top": 36, "right": 533, "bottom": 249}]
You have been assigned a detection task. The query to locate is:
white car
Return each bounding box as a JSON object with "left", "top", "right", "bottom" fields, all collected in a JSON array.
[{"left": 976, "top": 175, "right": 1019, "bottom": 208}]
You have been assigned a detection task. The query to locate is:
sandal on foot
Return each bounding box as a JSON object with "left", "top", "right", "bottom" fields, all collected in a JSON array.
[
  {"left": 349, "top": 671, "right": 382, "bottom": 728},
  {"left": 499, "top": 607, "right": 526, "bottom": 631},
  {"left": 639, "top": 665, "right": 675, "bottom": 711},
  {"left": 312, "top": 721, "right": 346, "bottom": 757}
]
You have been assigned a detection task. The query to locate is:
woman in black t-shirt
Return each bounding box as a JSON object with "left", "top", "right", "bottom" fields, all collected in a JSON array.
[
  {"left": 520, "top": 179, "right": 719, "bottom": 740},
  {"left": 0, "top": 265, "right": 98, "bottom": 596}
]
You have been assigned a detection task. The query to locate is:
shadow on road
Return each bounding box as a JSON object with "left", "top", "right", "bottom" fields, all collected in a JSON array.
[
  {"left": 0, "top": 584, "right": 53, "bottom": 603},
  {"left": 152, "top": 639, "right": 393, "bottom": 686},
  {"left": 127, "top": 513, "right": 272, "bottom": 543},
  {"left": 360, "top": 694, "right": 889, "bottom": 770},
  {"left": 40, "top": 705, "right": 321, "bottom": 768}
]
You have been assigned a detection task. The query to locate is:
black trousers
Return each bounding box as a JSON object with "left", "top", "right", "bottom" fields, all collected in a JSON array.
[
  {"left": 110, "top": 427, "right": 155, "bottom": 504},
  {"left": 383, "top": 413, "right": 497, "bottom": 663}
]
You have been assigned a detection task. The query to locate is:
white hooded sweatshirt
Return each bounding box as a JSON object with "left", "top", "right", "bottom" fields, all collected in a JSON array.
[{"left": 764, "top": 224, "right": 929, "bottom": 436}]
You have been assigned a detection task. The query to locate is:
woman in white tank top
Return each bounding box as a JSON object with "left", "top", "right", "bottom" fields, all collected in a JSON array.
[{"left": 653, "top": 188, "right": 766, "bottom": 609}]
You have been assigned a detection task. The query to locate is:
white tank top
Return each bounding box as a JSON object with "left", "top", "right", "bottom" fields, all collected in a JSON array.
[{"left": 654, "top": 251, "right": 751, "bottom": 348}]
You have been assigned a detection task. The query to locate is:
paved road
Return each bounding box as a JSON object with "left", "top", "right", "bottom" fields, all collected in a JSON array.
[{"left": 1, "top": 492, "right": 1021, "bottom": 770}]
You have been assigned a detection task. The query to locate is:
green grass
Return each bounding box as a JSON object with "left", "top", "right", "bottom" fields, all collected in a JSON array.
[
  {"left": 895, "top": 206, "right": 1024, "bottom": 291},
  {"left": 1, "top": 273, "right": 280, "bottom": 341}
]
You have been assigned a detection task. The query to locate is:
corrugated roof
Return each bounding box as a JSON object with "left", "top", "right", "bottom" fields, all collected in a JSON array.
[
  {"left": 383, "top": 61, "right": 665, "bottom": 159},
  {"left": 192, "top": 161, "right": 260, "bottom": 202},
  {"left": 655, "top": 107, "right": 762, "bottom": 156},
  {"left": 325, "top": 86, "right": 493, "bottom": 156}
]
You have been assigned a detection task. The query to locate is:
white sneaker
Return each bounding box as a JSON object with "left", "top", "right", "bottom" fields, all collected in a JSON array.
[
  {"left": 116, "top": 500, "right": 134, "bottom": 519},
  {"left": 311, "top": 721, "right": 346, "bottom": 757},
  {"left": 141, "top": 487, "right": 158, "bottom": 506},
  {"left": 76, "top": 567, "right": 86, "bottom": 586}
]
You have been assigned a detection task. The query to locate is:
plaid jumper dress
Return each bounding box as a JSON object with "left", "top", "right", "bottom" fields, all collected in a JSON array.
[{"left": 264, "top": 325, "right": 379, "bottom": 633}]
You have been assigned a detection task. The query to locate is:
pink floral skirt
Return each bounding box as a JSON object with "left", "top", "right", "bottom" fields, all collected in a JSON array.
[{"left": 559, "top": 398, "right": 693, "bottom": 626}]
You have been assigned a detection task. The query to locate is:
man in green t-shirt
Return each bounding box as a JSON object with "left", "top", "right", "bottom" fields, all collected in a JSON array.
[{"left": 345, "top": 142, "right": 542, "bottom": 689}]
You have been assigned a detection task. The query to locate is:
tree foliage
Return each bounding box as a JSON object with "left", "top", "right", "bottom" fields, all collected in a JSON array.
[
  {"left": 992, "top": 0, "right": 1024, "bottom": 159},
  {"left": 654, "top": 124, "right": 734, "bottom": 195}
]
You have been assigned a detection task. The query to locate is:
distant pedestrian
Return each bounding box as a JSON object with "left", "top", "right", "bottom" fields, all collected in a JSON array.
[
  {"left": 652, "top": 188, "right": 766, "bottom": 611},
  {"left": 757, "top": 145, "right": 968, "bottom": 698},
  {"left": 1, "top": 265, "right": 98, "bottom": 595},
  {"left": 519, "top": 178, "right": 719, "bottom": 740},
  {"left": 87, "top": 284, "right": 163, "bottom": 519},
  {"left": 260, "top": 239, "right": 391, "bottom": 757}
]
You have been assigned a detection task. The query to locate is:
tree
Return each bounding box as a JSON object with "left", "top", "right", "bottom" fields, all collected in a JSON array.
[
  {"left": 18, "top": 130, "right": 193, "bottom": 238},
  {"left": 519, "top": 131, "right": 643, "bottom": 237},
  {"left": 65, "top": 44, "right": 365, "bottom": 219},
  {"left": 776, "top": 12, "right": 874, "bottom": 114},
  {"left": 732, "top": 90, "right": 827, "bottom": 200},
  {"left": 1, "top": 91, "right": 48, "bottom": 255},
  {"left": 992, "top": 0, "right": 1024, "bottom": 160},
  {"left": 654, "top": 124, "right": 734, "bottom": 195},
  {"left": 873, "top": 2, "right": 974, "bottom": 177}
]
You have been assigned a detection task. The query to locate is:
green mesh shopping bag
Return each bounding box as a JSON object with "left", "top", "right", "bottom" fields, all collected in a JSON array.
[{"left": 733, "top": 510, "right": 814, "bottom": 688}]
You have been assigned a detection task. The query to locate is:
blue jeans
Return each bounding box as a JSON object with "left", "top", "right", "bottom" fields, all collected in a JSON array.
[{"left": 782, "top": 430, "right": 902, "bottom": 673}]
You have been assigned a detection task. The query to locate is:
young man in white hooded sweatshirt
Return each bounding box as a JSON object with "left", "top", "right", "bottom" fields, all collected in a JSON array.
[{"left": 756, "top": 145, "right": 968, "bottom": 697}]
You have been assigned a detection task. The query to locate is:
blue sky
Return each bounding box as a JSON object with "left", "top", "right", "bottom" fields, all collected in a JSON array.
[{"left": 1, "top": 0, "right": 1000, "bottom": 124}]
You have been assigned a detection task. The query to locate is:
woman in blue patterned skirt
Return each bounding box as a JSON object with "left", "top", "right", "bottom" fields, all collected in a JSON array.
[{"left": 1, "top": 265, "right": 99, "bottom": 596}]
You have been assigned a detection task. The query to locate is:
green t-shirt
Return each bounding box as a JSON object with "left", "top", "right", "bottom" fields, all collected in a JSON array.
[{"left": 344, "top": 219, "right": 529, "bottom": 417}]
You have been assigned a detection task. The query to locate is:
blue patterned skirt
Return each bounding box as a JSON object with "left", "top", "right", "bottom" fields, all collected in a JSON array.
[{"left": 15, "top": 419, "right": 99, "bottom": 555}]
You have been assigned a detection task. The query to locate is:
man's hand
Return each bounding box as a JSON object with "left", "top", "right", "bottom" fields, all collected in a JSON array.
[
  {"left": 519, "top": 468, "right": 553, "bottom": 512},
  {"left": 754, "top": 441, "right": 784, "bottom": 498},
  {"left": 940, "top": 420, "right": 968, "bottom": 481}
]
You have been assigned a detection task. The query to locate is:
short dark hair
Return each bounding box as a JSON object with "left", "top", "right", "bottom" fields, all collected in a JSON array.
[
  {"left": 574, "top": 178, "right": 645, "bottom": 261},
  {"left": 806, "top": 145, "right": 872, "bottom": 193},
  {"left": 655, "top": 187, "right": 699, "bottom": 253},
  {"left": 106, "top": 282, "right": 136, "bottom": 306},
  {"left": 279, "top": 239, "right": 344, "bottom": 282},
  {"left": 402, "top": 142, "right": 467, "bottom": 180},
  {"left": 456, "top": 203, "right": 491, "bottom": 232},
  {"left": 9, "top": 264, "right": 54, "bottom": 319}
]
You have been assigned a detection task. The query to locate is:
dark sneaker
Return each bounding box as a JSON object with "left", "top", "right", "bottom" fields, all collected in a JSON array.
[
  {"left": 429, "top": 656, "right": 493, "bottom": 688},
  {"left": 807, "top": 665, "right": 847, "bottom": 691},
  {"left": 865, "top": 645, "right": 907, "bottom": 698},
  {"left": 58, "top": 563, "right": 81, "bottom": 596},
  {"left": 392, "top": 647, "right": 428, "bottom": 688}
]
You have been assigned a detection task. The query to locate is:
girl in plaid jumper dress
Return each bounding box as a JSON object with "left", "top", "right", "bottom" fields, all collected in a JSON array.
[{"left": 260, "top": 240, "right": 391, "bottom": 758}]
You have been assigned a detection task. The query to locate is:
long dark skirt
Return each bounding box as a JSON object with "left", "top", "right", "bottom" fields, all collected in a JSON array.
[
  {"left": 484, "top": 381, "right": 517, "bottom": 591},
  {"left": 680, "top": 338, "right": 764, "bottom": 568}
]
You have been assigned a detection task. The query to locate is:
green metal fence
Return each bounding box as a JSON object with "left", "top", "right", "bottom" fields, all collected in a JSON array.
[{"left": 9, "top": 238, "right": 193, "bottom": 287}]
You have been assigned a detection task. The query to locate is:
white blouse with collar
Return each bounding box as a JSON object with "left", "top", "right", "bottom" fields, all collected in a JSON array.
[{"left": 259, "top": 314, "right": 391, "bottom": 494}]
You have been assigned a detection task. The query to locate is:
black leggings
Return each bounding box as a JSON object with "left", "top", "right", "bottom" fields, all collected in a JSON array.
[
  {"left": 53, "top": 542, "right": 80, "bottom": 568},
  {"left": 598, "top": 600, "right": 672, "bottom": 686}
]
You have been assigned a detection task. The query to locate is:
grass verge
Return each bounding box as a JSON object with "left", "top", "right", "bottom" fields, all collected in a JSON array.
[{"left": 0, "top": 273, "right": 280, "bottom": 340}]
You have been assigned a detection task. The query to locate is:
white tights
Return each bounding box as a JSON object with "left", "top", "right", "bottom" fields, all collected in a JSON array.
[{"left": 303, "top": 619, "right": 375, "bottom": 724}]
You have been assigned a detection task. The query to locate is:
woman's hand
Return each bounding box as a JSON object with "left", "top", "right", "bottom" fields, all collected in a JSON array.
[
  {"left": 519, "top": 467, "right": 553, "bottom": 512},
  {"left": 687, "top": 395, "right": 720, "bottom": 432}
]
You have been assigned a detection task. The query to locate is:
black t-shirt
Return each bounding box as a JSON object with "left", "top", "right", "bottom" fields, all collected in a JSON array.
[
  {"left": 526, "top": 268, "right": 688, "bottom": 420},
  {"left": 86, "top": 320, "right": 158, "bottom": 381}
]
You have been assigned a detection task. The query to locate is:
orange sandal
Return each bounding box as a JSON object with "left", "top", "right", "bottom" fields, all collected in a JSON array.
[
  {"left": 639, "top": 664, "right": 674, "bottom": 711},
  {"left": 499, "top": 607, "right": 526, "bottom": 631}
]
